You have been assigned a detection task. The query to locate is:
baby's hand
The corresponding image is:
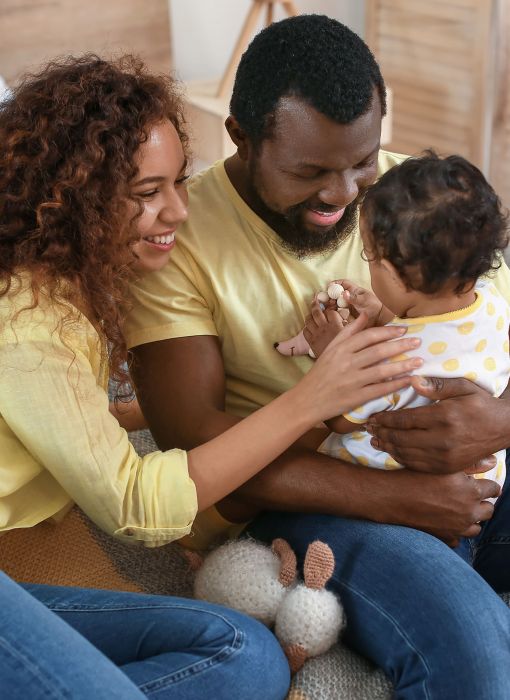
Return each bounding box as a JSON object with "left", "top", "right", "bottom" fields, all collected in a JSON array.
[
  {"left": 303, "top": 299, "right": 347, "bottom": 358},
  {"left": 338, "top": 279, "right": 386, "bottom": 326}
]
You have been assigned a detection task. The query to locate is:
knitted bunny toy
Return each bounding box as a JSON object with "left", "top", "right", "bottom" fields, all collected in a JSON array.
[
  {"left": 274, "top": 283, "right": 352, "bottom": 358},
  {"left": 188, "top": 538, "right": 346, "bottom": 673}
]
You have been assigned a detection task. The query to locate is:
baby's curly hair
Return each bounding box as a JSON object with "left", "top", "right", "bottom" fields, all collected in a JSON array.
[
  {"left": 361, "top": 151, "right": 509, "bottom": 294},
  {"left": 230, "top": 14, "right": 386, "bottom": 145},
  {"left": 0, "top": 54, "right": 187, "bottom": 387}
]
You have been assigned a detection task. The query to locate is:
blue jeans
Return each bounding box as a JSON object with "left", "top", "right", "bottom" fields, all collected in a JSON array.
[
  {"left": 0, "top": 573, "right": 290, "bottom": 700},
  {"left": 247, "top": 454, "right": 510, "bottom": 700}
]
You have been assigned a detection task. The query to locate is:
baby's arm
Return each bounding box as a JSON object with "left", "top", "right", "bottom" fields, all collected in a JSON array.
[
  {"left": 303, "top": 300, "right": 347, "bottom": 357},
  {"left": 325, "top": 415, "right": 359, "bottom": 434}
]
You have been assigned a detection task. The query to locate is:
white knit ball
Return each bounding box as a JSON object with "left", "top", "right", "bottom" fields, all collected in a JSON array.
[
  {"left": 327, "top": 283, "right": 344, "bottom": 300},
  {"left": 336, "top": 296, "right": 348, "bottom": 309},
  {"left": 194, "top": 540, "right": 288, "bottom": 626},
  {"left": 274, "top": 586, "right": 345, "bottom": 657},
  {"left": 316, "top": 291, "right": 330, "bottom": 304}
]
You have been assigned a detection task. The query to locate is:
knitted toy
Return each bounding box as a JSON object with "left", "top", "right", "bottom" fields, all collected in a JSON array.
[
  {"left": 188, "top": 538, "right": 346, "bottom": 672},
  {"left": 274, "top": 283, "right": 352, "bottom": 358}
]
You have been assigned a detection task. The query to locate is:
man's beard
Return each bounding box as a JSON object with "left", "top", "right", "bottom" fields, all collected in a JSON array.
[
  {"left": 247, "top": 167, "right": 362, "bottom": 258},
  {"left": 279, "top": 199, "right": 360, "bottom": 258}
]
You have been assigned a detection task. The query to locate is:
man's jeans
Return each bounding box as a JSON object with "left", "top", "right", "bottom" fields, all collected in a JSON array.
[
  {"left": 0, "top": 573, "right": 290, "bottom": 700},
  {"left": 247, "top": 452, "right": 510, "bottom": 700}
]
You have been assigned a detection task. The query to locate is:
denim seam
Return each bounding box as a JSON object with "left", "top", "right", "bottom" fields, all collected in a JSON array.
[
  {"left": 0, "top": 638, "right": 71, "bottom": 699},
  {"left": 137, "top": 629, "right": 244, "bottom": 693},
  {"left": 332, "top": 574, "right": 432, "bottom": 700}
]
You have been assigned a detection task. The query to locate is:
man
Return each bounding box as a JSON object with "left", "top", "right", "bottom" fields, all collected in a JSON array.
[{"left": 126, "top": 15, "right": 510, "bottom": 697}]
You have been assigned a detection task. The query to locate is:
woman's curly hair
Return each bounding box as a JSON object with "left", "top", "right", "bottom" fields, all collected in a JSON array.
[
  {"left": 0, "top": 54, "right": 188, "bottom": 389},
  {"left": 361, "top": 150, "right": 509, "bottom": 294}
]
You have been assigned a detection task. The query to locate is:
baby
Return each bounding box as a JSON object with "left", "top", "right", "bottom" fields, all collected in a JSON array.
[{"left": 283, "top": 151, "right": 510, "bottom": 488}]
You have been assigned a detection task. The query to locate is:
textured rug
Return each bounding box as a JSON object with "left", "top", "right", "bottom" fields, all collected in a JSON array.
[{"left": 1, "top": 426, "right": 509, "bottom": 700}]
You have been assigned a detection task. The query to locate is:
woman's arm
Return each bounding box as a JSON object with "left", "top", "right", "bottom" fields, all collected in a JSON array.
[
  {"left": 187, "top": 315, "right": 424, "bottom": 510},
  {"left": 0, "top": 314, "right": 422, "bottom": 542}
]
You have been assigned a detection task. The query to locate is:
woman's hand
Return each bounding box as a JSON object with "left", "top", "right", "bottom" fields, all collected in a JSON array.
[{"left": 297, "top": 312, "right": 423, "bottom": 423}]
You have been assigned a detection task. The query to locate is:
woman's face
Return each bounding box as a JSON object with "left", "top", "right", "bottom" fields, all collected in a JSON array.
[{"left": 131, "top": 120, "right": 189, "bottom": 273}]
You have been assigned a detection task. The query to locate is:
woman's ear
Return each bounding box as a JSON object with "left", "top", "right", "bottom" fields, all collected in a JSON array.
[{"left": 225, "top": 116, "right": 251, "bottom": 160}]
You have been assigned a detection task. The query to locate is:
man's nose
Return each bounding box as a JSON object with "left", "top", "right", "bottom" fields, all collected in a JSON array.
[{"left": 318, "top": 171, "right": 359, "bottom": 207}]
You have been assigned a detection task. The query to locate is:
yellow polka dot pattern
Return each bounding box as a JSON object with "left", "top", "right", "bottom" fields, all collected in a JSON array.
[
  {"left": 497, "top": 316, "right": 505, "bottom": 331},
  {"left": 484, "top": 357, "right": 496, "bottom": 371},
  {"left": 476, "top": 339, "right": 487, "bottom": 352},
  {"left": 457, "top": 322, "right": 475, "bottom": 335},
  {"left": 385, "top": 456, "right": 400, "bottom": 469},
  {"left": 442, "top": 358, "right": 459, "bottom": 371},
  {"left": 337, "top": 448, "right": 354, "bottom": 463},
  {"left": 487, "top": 302, "right": 496, "bottom": 316},
  {"left": 428, "top": 341, "right": 447, "bottom": 355},
  {"left": 464, "top": 371, "right": 477, "bottom": 382}
]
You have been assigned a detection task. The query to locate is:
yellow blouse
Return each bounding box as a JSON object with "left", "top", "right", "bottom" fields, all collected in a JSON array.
[{"left": 0, "top": 279, "right": 197, "bottom": 546}]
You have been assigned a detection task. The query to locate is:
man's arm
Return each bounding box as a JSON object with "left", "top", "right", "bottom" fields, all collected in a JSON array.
[{"left": 131, "top": 336, "right": 500, "bottom": 545}]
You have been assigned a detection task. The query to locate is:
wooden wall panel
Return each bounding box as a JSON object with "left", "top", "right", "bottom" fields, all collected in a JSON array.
[
  {"left": 489, "top": 1, "right": 510, "bottom": 208},
  {"left": 0, "top": 0, "right": 171, "bottom": 84},
  {"left": 366, "top": 0, "right": 496, "bottom": 171}
]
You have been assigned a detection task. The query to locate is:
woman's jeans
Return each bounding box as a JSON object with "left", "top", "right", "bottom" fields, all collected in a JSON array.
[
  {"left": 0, "top": 573, "right": 290, "bottom": 700},
  {"left": 247, "top": 455, "right": 510, "bottom": 700}
]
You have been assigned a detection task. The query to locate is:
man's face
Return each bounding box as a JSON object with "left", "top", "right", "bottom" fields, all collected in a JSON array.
[{"left": 245, "top": 93, "right": 382, "bottom": 257}]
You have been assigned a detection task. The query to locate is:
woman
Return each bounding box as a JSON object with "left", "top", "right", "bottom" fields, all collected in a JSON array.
[{"left": 0, "top": 55, "right": 421, "bottom": 698}]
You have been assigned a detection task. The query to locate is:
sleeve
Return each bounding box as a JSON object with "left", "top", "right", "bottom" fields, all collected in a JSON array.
[
  {"left": 343, "top": 394, "right": 394, "bottom": 424},
  {"left": 124, "top": 245, "right": 218, "bottom": 349},
  {"left": 0, "top": 331, "right": 198, "bottom": 546},
  {"left": 344, "top": 385, "right": 419, "bottom": 424},
  {"left": 490, "top": 258, "right": 510, "bottom": 303}
]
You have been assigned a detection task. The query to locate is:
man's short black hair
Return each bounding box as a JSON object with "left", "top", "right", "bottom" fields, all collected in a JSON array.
[
  {"left": 230, "top": 14, "right": 386, "bottom": 144},
  {"left": 361, "top": 151, "right": 509, "bottom": 295}
]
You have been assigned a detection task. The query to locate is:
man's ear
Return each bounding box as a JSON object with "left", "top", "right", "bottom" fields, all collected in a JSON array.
[{"left": 225, "top": 115, "right": 251, "bottom": 161}]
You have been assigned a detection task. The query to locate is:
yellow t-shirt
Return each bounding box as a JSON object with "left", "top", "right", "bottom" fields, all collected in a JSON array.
[
  {"left": 0, "top": 278, "right": 198, "bottom": 544},
  {"left": 125, "top": 151, "right": 510, "bottom": 417}
]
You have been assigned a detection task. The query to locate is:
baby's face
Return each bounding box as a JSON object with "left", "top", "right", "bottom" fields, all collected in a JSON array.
[
  {"left": 360, "top": 216, "right": 403, "bottom": 315},
  {"left": 130, "top": 119, "right": 189, "bottom": 273}
]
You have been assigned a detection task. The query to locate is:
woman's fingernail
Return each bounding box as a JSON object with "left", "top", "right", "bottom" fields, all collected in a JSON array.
[
  {"left": 396, "top": 327, "right": 406, "bottom": 335},
  {"left": 409, "top": 338, "right": 421, "bottom": 346},
  {"left": 411, "top": 358, "right": 424, "bottom": 367}
]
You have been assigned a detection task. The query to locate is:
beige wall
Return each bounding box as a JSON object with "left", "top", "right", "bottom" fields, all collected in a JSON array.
[{"left": 0, "top": 0, "right": 171, "bottom": 83}]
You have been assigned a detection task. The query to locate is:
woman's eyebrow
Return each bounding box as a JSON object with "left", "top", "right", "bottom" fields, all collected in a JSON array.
[{"left": 133, "top": 176, "right": 165, "bottom": 186}]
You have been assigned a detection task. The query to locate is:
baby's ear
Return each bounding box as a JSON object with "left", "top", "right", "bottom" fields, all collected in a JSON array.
[
  {"left": 271, "top": 538, "right": 297, "bottom": 587},
  {"left": 303, "top": 541, "right": 335, "bottom": 590}
]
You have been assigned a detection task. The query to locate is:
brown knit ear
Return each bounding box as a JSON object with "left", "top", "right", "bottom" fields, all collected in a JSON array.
[
  {"left": 303, "top": 541, "right": 335, "bottom": 590},
  {"left": 271, "top": 538, "right": 297, "bottom": 587},
  {"left": 283, "top": 643, "right": 308, "bottom": 674}
]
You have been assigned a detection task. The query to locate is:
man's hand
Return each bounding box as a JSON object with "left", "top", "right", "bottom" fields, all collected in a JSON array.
[
  {"left": 381, "top": 468, "right": 500, "bottom": 547},
  {"left": 366, "top": 376, "right": 510, "bottom": 474}
]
